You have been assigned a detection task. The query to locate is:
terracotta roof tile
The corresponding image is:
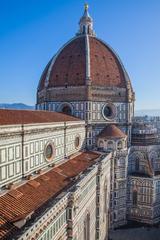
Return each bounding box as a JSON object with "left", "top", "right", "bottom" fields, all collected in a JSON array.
[
  {"left": 48, "top": 37, "right": 86, "bottom": 88},
  {"left": 0, "top": 109, "right": 80, "bottom": 125},
  {"left": 0, "top": 216, "right": 18, "bottom": 240},
  {"left": 38, "top": 36, "right": 127, "bottom": 90},
  {"left": 89, "top": 37, "right": 126, "bottom": 87},
  {"left": 8, "top": 190, "right": 23, "bottom": 200},
  {"left": 0, "top": 151, "right": 100, "bottom": 238},
  {"left": 98, "top": 124, "right": 126, "bottom": 139},
  {"left": 27, "top": 180, "right": 40, "bottom": 188}
]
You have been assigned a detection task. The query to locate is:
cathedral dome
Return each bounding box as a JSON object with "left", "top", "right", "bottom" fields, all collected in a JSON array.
[
  {"left": 37, "top": 5, "right": 133, "bottom": 93},
  {"left": 38, "top": 36, "right": 128, "bottom": 91}
]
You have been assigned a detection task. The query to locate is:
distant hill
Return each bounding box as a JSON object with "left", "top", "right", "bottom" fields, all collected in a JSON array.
[
  {"left": 135, "top": 109, "right": 160, "bottom": 117},
  {"left": 0, "top": 103, "right": 34, "bottom": 110}
]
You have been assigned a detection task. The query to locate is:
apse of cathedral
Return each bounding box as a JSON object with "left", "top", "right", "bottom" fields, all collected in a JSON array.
[{"left": 0, "top": 4, "right": 160, "bottom": 240}]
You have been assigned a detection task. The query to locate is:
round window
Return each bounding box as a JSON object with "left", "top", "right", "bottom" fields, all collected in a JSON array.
[
  {"left": 44, "top": 142, "right": 55, "bottom": 161},
  {"left": 102, "top": 103, "right": 116, "bottom": 120},
  {"left": 61, "top": 105, "right": 72, "bottom": 115},
  {"left": 75, "top": 136, "right": 80, "bottom": 149},
  {"left": 103, "top": 105, "right": 112, "bottom": 118}
]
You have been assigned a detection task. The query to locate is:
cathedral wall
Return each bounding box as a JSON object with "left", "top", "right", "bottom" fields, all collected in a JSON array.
[
  {"left": 37, "top": 100, "right": 133, "bottom": 148},
  {"left": 65, "top": 122, "right": 86, "bottom": 156},
  {"left": 0, "top": 121, "right": 85, "bottom": 189},
  {"left": 18, "top": 193, "right": 69, "bottom": 240},
  {"left": 37, "top": 101, "right": 131, "bottom": 125},
  {"left": 127, "top": 176, "right": 154, "bottom": 224},
  {"left": 127, "top": 142, "right": 160, "bottom": 224},
  {"left": 69, "top": 166, "right": 98, "bottom": 240},
  {"left": 22, "top": 123, "right": 66, "bottom": 177},
  {"left": 110, "top": 150, "right": 128, "bottom": 228},
  {"left": 128, "top": 145, "right": 160, "bottom": 175},
  {"left": 0, "top": 125, "right": 23, "bottom": 189},
  {"left": 96, "top": 153, "right": 111, "bottom": 240},
  {"left": 15, "top": 153, "right": 112, "bottom": 240},
  {"left": 153, "top": 177, "right": 160, "bottom": 223},
  {"left": 37, "top": 86, "right": 87, "bottom": 104}
]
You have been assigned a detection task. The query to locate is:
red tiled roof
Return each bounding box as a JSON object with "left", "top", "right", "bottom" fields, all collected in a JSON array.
[
  {"left": 48, "top": 37, "right": 86, "bottom": 88},
  {"left": 98, "top": 125, "right": 126, "bottom": 139},
  {"left": 38, "top": 36, "right": 127, "bottom": 91},
  {"left": 0, "top": 151, "right": 100, "bottom": 238},
  {"left": 0, "top": 216, "right": 18, "bottom": 240},
  {"left": 89, "top": 37, "right": 126, "bottom": 87},
  {"left": 0, "top": 109, "right": 80, "bottom": 125}
]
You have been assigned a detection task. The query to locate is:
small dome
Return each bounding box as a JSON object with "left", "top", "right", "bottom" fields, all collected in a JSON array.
[{"left": 98, "top": 125, "right": 127, "bottom": 139}]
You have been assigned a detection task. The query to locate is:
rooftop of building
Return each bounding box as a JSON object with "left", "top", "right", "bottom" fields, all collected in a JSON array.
[
  {"left": 0, "top": 151, "right": 101, "bottom": 239},
  {"left": 97, "top": 124, "right": 127, "bottom": 139},
  {"left": 131, "top": 122, "right": 159, "bottom": 146},
  {"left": 132, "top": 122, "right": 158, "bottom": 134},
  {"left": 0, "top": 216, "right": 18, "bottom": 240},
  {"left": 0, "top": 109, "right": 81, "bottom": 126}
]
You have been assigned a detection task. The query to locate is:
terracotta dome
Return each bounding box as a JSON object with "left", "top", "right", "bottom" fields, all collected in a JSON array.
[
  {"left": 37, "top": 5, "right": 132, "bottom": 92},
  {"left": 38, "top": 35, "right": 129, "bottom": 91},
  {"left": 98, "top": 124, "right": 127, "bottom": 139}
]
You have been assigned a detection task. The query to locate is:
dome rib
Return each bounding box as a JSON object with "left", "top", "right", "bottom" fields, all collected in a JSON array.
[
  {"left": 85, "top": 35, "right": 91, "bottom": 83},
  {"left": 37, "top": 58, "right": 53, "bottom": 91},
  {"left": 45, "top": 36, "right": 79, "bottom": 88}
]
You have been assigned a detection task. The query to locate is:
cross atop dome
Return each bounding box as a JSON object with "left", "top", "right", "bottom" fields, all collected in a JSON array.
[{"left": 77, "top": 3, "right": 96, "bottom": 36}]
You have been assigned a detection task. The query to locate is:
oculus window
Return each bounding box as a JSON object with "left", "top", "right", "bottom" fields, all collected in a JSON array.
[{"left": 44, "top": 142, "right": 55, "bottom": 162}]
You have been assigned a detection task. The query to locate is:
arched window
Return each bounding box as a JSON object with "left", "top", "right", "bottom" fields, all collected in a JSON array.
[
  {"left": 83, "top": 25, "right": 86, "bottom": 34},
  {"left": 61, "top": 105, "right": 72, "bottom": 115},
  {"left": 88, "top": 25, "right": 90, "bottom": 34},
  {"left": 84, "top": 213, "right": 90, "bottom": 240},
  {"left": 117, "top": 141, "right": 123, "bottom": 150},
  {"left": 133, "top": 190, "right": 138, "bottom": 206},
  {"left": 107, "top": 141, "right": 114, "bottom": 150},
  {"left": 99, "top": 140, "right": 104, "bottom": 150},
  {"left": 103, "top": 181, "right": 108, "bottom": 221},
  {"left": 149, "top": 151, "right": 158, "bottom": 170},
  {"left": 75, "top": 135, "right": 80, "bottom": 149},
  {"left": 135, "top": 157, "right": 139, "bottom": 172}
]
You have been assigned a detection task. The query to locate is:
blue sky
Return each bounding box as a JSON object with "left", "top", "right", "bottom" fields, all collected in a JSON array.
[{"left": 0, "top": 0, "right": 160, "bottom": 110}]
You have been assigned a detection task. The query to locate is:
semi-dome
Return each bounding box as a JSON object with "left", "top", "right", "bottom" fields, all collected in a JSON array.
[
  {"left": 37, "top": 5, "right": 133, "bottom": 95},
  {"left": 98, "top": 124, "right": 127, "bottom": 139}
]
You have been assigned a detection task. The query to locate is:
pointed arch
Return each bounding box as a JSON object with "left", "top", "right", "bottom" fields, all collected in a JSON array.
[
  {"left": 133, "top": 190, "right": 138, "bottom": 206},
  {"left": 84, "top": 212, "right": 90, "bottom": 240},
  {"left": 103, "top": 179, "right": 108, "bottom": 222}
]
